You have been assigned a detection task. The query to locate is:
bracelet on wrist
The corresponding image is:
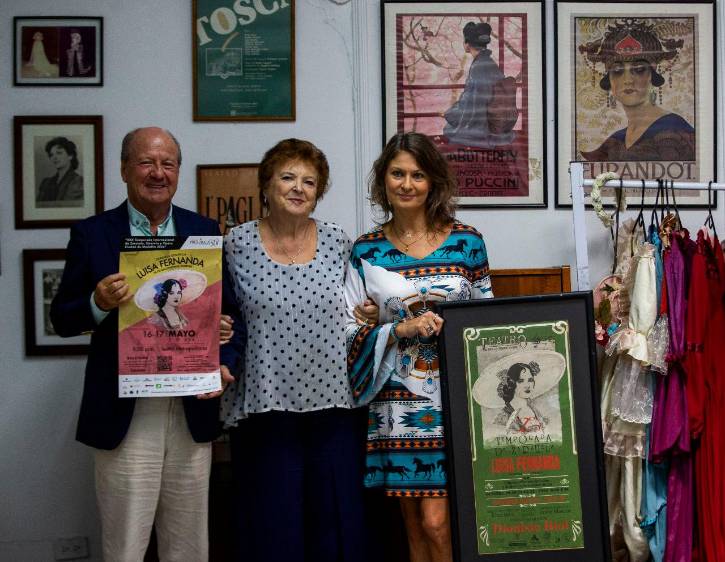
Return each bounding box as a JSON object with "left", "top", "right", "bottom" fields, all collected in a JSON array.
[{"left": 391, "top": 319, "right": 403, "bottom": 342}]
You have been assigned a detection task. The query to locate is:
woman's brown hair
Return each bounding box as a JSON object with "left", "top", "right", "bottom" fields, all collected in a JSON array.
[
  {"left": 369, "top": 132, "right": 457, "bottom": 228},
  {"left": 258, "top": 138, "right": 330, "bottom": 211}
]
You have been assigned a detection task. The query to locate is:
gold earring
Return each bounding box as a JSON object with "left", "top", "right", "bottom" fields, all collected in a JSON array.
[{"left": 649, "top": 89, "right": 657, "bottom": 105}]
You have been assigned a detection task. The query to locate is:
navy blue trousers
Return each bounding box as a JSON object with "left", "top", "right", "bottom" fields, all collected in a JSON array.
[{"left": 229, "top": 408, "right": 368, "bottom": 562}]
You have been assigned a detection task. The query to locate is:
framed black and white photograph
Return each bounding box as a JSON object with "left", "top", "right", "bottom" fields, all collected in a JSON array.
[
  {"left": 437, "top": 292, "right": 610, "bottom": 561},
  {"left": 554, "top": 0, "right": 716, "bottom": 208},
  {"left": 14, "top": 115, "right": 104, "bottom": 229},
  {"left": 23, "top": 249, "right": 89, "bottom": 356},
  {"left": 13, "top": 16, "right": 103, "bottom": 86}
]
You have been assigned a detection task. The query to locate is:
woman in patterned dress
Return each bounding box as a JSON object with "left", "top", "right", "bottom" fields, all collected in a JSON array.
[{"left": 345, "top": 132, "right": 493, "bottom": 561}]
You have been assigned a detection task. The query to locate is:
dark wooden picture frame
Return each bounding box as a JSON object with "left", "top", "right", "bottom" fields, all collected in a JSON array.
[
  {"left": 13, "top": 16, "right": 103, "bottom": 86},
  {"left": 437, "top": 292, "right": 610, "bottom": 561},
  {"left": 23, "top": 249, "right": 90, "bottom": 356},
  {"left": 192, "top": 0, "right": 296, "bottom": 121},
  {"left": 196, "top": 163, "right": 264, "bottom": 235},
  {"left": 14, "top": 115, "right": 104, "bottom": 229},
  {"left": 381, "top": 0, "right": 548, "bottom": 208},
  {"left": 554, "top": 0, "right": 717, "bottom": 208}
]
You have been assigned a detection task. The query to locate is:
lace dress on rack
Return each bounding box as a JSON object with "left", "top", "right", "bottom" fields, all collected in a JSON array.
[
  {"left": 608, "top": 242, "right": 657, "bottom": 424},
  {"left": 599, "top": 219, "right": 652, "bottom": 562}
]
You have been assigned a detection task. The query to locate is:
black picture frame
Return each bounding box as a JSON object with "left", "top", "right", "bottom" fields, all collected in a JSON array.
[
  {"left": 553, "top": 0, "right": 717, "bottom": 209},
  {"left": 13, "top": 16, "right": 103, "bottom": 86},
  {"left": 22, "top": 249, "right": 90, "bottom": 356},
  {"left": 381, "top": 0, "right": 548, "bottom": 209},
  {"left": 14, "top": 115, "right": 104, "bottom": 229},
  {"left": 437, "top": 292, "right": 610, "bottom": 561}
]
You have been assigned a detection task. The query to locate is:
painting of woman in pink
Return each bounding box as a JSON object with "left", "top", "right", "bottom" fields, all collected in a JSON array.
[{"left": 134, "top": 270, "right": 207, "bottom": 330}]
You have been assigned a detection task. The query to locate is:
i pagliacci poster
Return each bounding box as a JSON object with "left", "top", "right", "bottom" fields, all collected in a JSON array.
[{"left": 118, "top": 236, "right": 222, "bottom": 397}]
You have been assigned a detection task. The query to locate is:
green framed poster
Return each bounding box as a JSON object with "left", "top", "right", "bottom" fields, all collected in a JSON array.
[
  {"left": 438, "top": 292, "right": 610, "bottom": 562},
  {"left": 464, "top": 322, "right": 583, "bottom": 554},
  {"left": 192, "top": 0, "right": 295, "bottom": 121}
]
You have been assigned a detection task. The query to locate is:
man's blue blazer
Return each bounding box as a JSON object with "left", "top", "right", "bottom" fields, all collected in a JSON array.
[{"left": 51, "top": 201, "right": 243, "bottom": 450}]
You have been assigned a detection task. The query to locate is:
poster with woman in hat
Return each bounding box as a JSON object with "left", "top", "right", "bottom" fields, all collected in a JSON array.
[
  {"left": 117, "top": 236, "right": 223, "bottom": 397},
  {"left": 462, "top": 320, "right": 584, "bottom": 554},
  {"left": 555, "top": 2, "right": 715, "bottom": 206}
]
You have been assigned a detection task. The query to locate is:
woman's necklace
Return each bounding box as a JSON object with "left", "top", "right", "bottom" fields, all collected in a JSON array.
[
  {"left": 265, "top": 218, "right": 311, "bottom": 265},
  {"left": 392, "top": 222, "right": 428, "bottom": 253}
]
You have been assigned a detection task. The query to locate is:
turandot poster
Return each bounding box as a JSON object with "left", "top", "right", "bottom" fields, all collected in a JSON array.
[
  {"left": 118, "top": 236, "right": 222, "bottom": 397},
  {"left": 555, "top": 1, "right": 716, "bottom": 207},
  {"left": 463, "top": 321, "right": 583, "bottom": 555}
]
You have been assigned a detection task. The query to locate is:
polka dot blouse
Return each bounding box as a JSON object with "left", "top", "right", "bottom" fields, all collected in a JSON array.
[{"left": 221, "top": 219, "right": 355, "bottom": 427}]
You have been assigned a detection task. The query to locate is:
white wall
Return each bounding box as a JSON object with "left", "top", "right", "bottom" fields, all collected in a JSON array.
[{"left": 1, "top": 1, "right": 723, "bottom": 560}]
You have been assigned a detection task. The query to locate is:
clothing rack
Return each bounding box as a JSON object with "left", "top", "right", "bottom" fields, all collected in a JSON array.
[{"left": 569, "top": 161, "right": 725, "bottom": 291}]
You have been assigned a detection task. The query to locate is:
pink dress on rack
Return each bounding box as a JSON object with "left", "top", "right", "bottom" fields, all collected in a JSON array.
[{"left": 650, "top": 230, "right": 694, "bottom": 562}]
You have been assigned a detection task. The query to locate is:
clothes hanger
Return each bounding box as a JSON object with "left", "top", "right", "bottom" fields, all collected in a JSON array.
[
  {"left": 662, "top": 178, "right": 670, "bottom": 219},
  {"left": 633, "top": 179, "right": 647, "bottom": 240},
  {"left": 610, "top": 178, "right": 623, "bottom": 274},
  {"left": 649, "top": 178, "right": 661, "bottom": 235},
  {"left": 704, "top": 180, "right": 718, "bottom": 239},
  {"left": 668, "top": 179, "right": 682, "bottom": 230},
  {"left": 658, "top": 179, "right": 676, "bottom": 248}
]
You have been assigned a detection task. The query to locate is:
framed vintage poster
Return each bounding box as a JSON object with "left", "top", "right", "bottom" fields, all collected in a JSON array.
[
  {"left": 192, "top": 0, "right": 295, "bottom": 121},
  {"left": 382, "top": 1, "right": 547, "bottom": 208},
  {"left": 14, "top": 17, "right": 103, "bottom": 86},
  {"left": 23, "top": 249, "right": 90, "bottom": 356},
  {"left": 197, "top": 164, "right": 264, "bottom": 234},
  {"left": 555, "top": 0, "right": 716, "bottom": 207},
  {"left": 437, "top": 292, "right": 610, "bottom": 561},
  {"left": 14, "top": 115, "right": 104, "bottom": 229}
]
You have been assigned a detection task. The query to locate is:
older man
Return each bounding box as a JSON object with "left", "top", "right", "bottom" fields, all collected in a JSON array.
[{"left": 51, "top": 127, "right": 242, "bottom": 562}]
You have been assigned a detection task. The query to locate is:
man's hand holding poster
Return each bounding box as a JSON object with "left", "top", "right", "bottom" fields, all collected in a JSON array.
[{"left": 118, "top": 236, "right": 223, "bottom": 397}]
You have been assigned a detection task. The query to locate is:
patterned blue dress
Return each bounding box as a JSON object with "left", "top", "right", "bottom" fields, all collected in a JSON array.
[{"left": 344, "top": 222, "right": 492, "bottom": 496}]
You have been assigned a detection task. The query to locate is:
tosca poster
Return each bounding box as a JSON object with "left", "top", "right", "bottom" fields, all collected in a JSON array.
[
  {"left": 462, "top": 321, "right": 584, "bottom": 555},
  {"left": 193, "top": 0, "right": 295, "bottom": 121},
  {"left": 118, "top": 236, "right": 222, "bottom": 397}
]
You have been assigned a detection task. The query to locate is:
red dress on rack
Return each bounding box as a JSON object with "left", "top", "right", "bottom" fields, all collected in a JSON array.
[{"left": 686, "top": 231, "right": 725, "bottom": 562}]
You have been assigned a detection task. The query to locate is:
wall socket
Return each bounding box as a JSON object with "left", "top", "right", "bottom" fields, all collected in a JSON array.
[{"left": 53, "top": 536, "right": 89, "bottom": 560}]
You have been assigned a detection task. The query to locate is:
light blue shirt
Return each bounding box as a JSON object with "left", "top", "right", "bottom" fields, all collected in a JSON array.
[{"left": 90, "top": 201, "right": 176, "bottom": 324}]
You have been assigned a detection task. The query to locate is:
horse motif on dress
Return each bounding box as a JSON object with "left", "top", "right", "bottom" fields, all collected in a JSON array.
[
  {"left": 412, "top": 457, "right": 435, "bottom": 479},
  {"left": 437, "top": 239, "right": 468, "bottom": 258}
]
